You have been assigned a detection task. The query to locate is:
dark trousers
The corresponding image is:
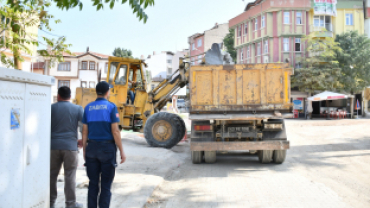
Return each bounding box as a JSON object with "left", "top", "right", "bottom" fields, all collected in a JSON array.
[
  {"left": 127, "top": 91, "right": 135, "bottom": 104},
  {"left": 50, "top": 150, "right": 79, "bottom": 207},
  {"left": 85, "top": 141, "right": 117, "bottom": 208}
]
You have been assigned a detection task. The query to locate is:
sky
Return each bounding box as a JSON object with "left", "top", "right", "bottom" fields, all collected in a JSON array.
[{"left": 40, "top": 0, "right": 253, "bottom": 58}]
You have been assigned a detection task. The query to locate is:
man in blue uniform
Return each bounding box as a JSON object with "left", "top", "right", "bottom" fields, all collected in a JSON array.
[{"left": 82, "top": 81, "right": 126, "bottom": 208}]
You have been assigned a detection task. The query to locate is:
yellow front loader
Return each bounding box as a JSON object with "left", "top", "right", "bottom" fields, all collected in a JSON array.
[{"left": 75, "top": 56, "right": 189, "bottom": 148}]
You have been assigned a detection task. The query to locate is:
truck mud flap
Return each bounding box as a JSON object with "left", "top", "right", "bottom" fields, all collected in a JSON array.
[{"left": 190, "top": 141, "right": 289, "bottom": 151}]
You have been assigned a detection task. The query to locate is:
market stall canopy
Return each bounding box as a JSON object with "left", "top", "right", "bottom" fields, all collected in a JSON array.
[{"left": 308, "top": 91, "right": 348, "bottom": 101}]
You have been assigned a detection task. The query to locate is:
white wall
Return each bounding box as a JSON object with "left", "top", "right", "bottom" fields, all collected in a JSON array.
[
  {"left": 171, "top": 50, "right": 189, "bottom": 72},
  {"left": 49, "top": 58, "right": 79, "bottom": 77},
  {"left": 48, "top": 55, "right": 108, "bottom": 101},
  {"left": 204, "top": 23, "right": 229, "bottom": 51},
  {"left": 145, "top": 52, "right": 168, "bottom": 78}
]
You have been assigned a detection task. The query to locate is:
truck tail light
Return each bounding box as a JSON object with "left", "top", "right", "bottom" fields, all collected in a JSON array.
[{"left": 194, "top": 125, "right": 212, "bottom": 131}]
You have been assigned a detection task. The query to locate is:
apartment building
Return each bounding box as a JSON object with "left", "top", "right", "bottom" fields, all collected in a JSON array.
[
  {"left": 188, "top": 23, "right": 229, "bottom": 65},
  {"left": 364, "top": 0, "right": 370, "bottom": 38},
  {"left": 36, "top": 47, "right": 110, "bottom": 102},
  {"left": 145, "top": 50, "right": 189, "bottom": 91},
  {"left": 145, "top": 51, "right": 174, "bottom": 89},
  {"left": 229, "top": 0, "right": 364, "bottom": 67}
]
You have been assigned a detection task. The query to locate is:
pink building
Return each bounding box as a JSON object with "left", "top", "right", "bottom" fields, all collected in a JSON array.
[{"left": 229, "top": 0, "right": 311, "bottom": 67}]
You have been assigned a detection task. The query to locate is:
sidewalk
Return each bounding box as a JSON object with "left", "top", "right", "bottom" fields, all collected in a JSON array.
[{"left": 54, "top": 132, "right": 189, "bottom": 208}]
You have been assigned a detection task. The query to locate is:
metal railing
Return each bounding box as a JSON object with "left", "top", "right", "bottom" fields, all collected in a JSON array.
[{"left": 311, "top": 23, "right": 333, "bottom": 32}]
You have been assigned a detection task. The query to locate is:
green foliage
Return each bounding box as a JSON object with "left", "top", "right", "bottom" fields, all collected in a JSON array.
[
  {"left": 292, "top": 31, "right": 342, "bottom": 94},
  {"left": 223, "top": 29, "right": 236, "bottom": 62},
  {"left": 112, "top": 47, "right": 133, "bottom": 58},
  {"left": 0, "top": 1, "right": 73, "bottom": 69},
  {"left": 335, "top": 30, "right": 370, "bottom": 95},
  {"left": 6, "top": 0, "right": 155, "bottom": 23}
]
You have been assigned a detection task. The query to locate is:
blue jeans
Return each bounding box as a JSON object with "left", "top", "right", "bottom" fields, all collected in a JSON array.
[
  {"left": 85, "top": 141, "right": 117, "bottom": 208},
  {"left": 127, "top": 91, "right": 135, "bottom": 104}
]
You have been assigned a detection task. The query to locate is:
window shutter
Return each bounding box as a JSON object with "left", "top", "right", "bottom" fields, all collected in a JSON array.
[
  {"left": 78, "top": 61, "right": 81, "bottom": 70},
  {"left": 97, "top": 62, "right": 99, "bottom": 71}
]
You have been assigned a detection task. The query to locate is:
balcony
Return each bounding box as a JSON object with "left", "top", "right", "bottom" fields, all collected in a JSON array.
[{"left": 310, "top": 24, "right": 334, "bottom": 37}]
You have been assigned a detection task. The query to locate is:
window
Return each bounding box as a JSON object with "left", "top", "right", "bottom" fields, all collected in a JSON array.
[
  {"left": 264, "top": 40, "right": 268, "bottom": 54},
  {"left": 296, "top": 12, "right": 302, "bottom": 24},
  {"left": 313, "top": 15, "right": 332, "bottom": 31},
  {"left": 89, "top": 62, "right": 95, "bottom": 70},
  {"left": 136, "top": 69, "right": 142, "bottom": 82},
  {"left": 115, "top": 64, "right": 128, "bottom": 85},
  {"left": 237, "top": 25, "right": 241, "bottom": 37},
  {"left": 192, "top": 43, "right": 195, "bottom": 50},
  {"left": 167, "top": 68, "right": 172, "bottom": 75},
  {"left": 346, "top": 14, "right": 353, "bottom": 25},
  {"left": 284, "top": 12, "right": 290, "bottom": 24},
  {"left": 240, "top": 49, "right": 244, "bottom": 63},
  {"left": 128, "top": 69, "right": 134, "bottom": 83},
  {"left": 247, "top": 47, "right": 250, "bottom": 58},
  {"left": 81, "top": 81, "right": 87, "bottom": 88},
  {"left": 108, "top": 62, "right": 119, "bottom": 85},
  {"left": 244, "top": 23, "right": 248, "bottom": 34},
  {"left": 283, "top": 38, "right": 289, "bottom": 51},
  {"left": 314, "top": 16, "right": 324, "bottom": 27},
  {"left": 295, "top": 38, "right": 301, "bottom": 52},
  {"left": 255, "top": 18, "right": 258, "bottom": 30},
  {"left": 58, "top": 62, "right": 71, "bottom": 71},
  {"left": 89, "top": 81, "right": 95, "bottom": 88},
  {"left": 257, "top": 42, "right": 261, "bottom": 56},
  {"left": 81, "top": 61, "right": 88, "bottom": 70},
  {"left": 167, "top": 59, "right": 172, "bottom": 64},
  {"left": 261, "top": 16, "right": 265, "bottom": 28},
  {"left": 198, "top": 55, "right": 202, "bottom": 63},
  {"left": 295, "top": 62, "right": 302, "bottom": 69},
  {"left": 105, "top": 63, "right": 108, "bottom": 73},
  {"left": 151, "top": 84, "right": 155, "bottom": 90},
  {"left": 197, "top": 39, "right": 202, "bottom": 47},
  {"left": 58, "top": 80, "right": 70, "bottom": 88}
]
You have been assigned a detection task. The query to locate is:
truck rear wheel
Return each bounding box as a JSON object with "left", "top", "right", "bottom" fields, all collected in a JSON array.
[
  {"left": 273, "top": 150, "right": 287, "bottom": 164},
  {"left": 191, "top": 151, "right": 203, "bottom": 164},
  {"left": 204, "top": 151, "right": 216, "bottom": 163},
  {"left": 144, "top": 112, "right": 185, "bottom": 149},
  {"left": 258, "top": 150, "right": 273, "bottom": 164}
]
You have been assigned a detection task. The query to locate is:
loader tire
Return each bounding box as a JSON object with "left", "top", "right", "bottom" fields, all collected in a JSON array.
[
  {"left": 144, "top": 112, "right": 185, "bottom": 149},
  {"left": 177, "top": 114, "right": 186, "bottom": 142},
  {"left": 258, "top": 150, "right": 273, "bottom": 164},
  {"left": 273, "top": 150, "right": 287, "bottom": 164},
  {"left": 191, "top": 151, "right": 203, "bottom": 164}
]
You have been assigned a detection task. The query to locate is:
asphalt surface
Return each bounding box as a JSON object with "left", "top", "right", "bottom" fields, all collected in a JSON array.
[{"left": 55, "top": 119, "right": 370, "bottom": 208}]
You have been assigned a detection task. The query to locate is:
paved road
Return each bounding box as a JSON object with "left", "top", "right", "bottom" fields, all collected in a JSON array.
[
  {"left": 55, "top": 119, "right": 370, "bottom": 208},
  {"left": 145, "top": 119, "right": 370, "bottom": 208}
]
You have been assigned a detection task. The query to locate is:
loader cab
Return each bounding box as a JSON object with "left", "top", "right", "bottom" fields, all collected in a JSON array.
[{"left": 106, "top": 57, "right": 146, "bottom": 105}]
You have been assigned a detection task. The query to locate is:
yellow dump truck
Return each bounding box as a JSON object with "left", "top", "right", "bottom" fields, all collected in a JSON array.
[
  {"left": 189, "top": 63, "right": 293, "bottom": 164},
  {"left": 75, "top": 45, "right": 292, "bottom": 164}
]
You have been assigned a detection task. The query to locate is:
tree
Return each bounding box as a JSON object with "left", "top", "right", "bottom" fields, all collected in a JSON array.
[
  {"left": 223, "top": 29, "right": 236, "bottom": 62},
  {"left": 1, "top": 1, "right": 72, "bottom": 69},
  {"left": 292, "top": 31, "right": 342, "bottom": 95},
  {"left": 112, "top": 47, "right": 133, "bottom": 58},
  {"left": 7, "top": 0, "right": 155, "bottom": 23},
  {"left": 2, "top": 0, "right": 154, "bottom": 69},
  {"left": 335, "top": 31, "right": 370, "bottom": 95}
]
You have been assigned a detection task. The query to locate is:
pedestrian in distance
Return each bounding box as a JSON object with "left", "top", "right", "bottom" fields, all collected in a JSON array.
[
  {"left": 50, "top": 86, "right": 84, "bottom": 208},
  {"left": 82, "top": 81, "right": 126, "bottom": 208}
]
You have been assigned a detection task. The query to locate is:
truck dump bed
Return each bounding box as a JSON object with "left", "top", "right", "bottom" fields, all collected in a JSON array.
[{"left": 189, "top": 63, "right": 293, "bottom": 114}]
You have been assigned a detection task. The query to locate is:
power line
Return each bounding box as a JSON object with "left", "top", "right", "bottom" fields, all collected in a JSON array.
[{"left": 40, "top": 29, "right": 64, "bottom": 38}]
